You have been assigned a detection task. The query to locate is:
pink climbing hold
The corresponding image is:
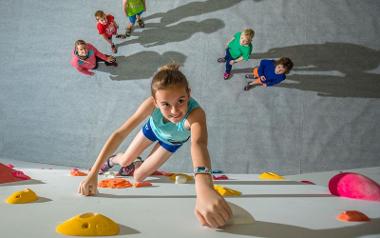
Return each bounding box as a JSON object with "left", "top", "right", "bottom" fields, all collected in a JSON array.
[
  {"left": 213, "top": 175, "right": 229, "bottom": 180},
  {"left": 328, "top": 172, "right": 380, "bottom": 202},
  {"left": 300, "top": 180, "right": 315, "bottom": 185},
  {"left": 11, "top": 170, "right": 31, "bottom": 180}
]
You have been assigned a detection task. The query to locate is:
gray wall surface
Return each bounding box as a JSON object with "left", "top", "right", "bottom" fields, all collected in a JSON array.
[{"left": 0, "top": 0, "right": 379, "bottom": 174}]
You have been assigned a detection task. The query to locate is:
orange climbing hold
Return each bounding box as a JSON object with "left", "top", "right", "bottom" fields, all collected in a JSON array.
[
  {"left": 70, "top": 168, "right": 87, "bottom": 176},
  {"left": 336, "top": 210, "right": 370, "bottom": 222},
  {"left": 134, "top": 181, "right": 153, "bottom": 187},
  {"left": 98, "top": 178, "right": 132, "bottom": 189}
]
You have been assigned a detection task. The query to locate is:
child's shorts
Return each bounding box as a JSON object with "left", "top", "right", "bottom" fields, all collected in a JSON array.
[
  {"left": 142, "top": 120, "right": 182, "bottom": 153},
  {"left": 252, "top": 67, "right": 259, "bottom": 78},
  {"left": 128, "top": 10, "right": 144, "bottom": 24}
]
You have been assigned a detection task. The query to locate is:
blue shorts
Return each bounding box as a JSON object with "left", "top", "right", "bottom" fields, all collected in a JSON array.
[
  {"left": 142, "top": 121, "right": 182, "bottom": 153},
  {"left": 128, "top": 10, "right": 144, "bottom": 24}
]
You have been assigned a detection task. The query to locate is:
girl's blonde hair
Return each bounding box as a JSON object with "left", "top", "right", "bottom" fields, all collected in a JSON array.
[
  {"left": 151, "top": 64, "right": 190, "bottom": 98},
  {"left": 242, "top": 28, "right": 255, "bottom": 41}
]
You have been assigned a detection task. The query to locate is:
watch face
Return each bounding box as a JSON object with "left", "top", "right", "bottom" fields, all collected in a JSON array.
[{"left": 194, "top": 167, "right": 211, "bottom": 174}]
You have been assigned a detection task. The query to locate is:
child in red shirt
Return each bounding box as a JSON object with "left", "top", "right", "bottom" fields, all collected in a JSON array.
[{"left": 95, "top": 10, "right": 124, "bottom": 54}]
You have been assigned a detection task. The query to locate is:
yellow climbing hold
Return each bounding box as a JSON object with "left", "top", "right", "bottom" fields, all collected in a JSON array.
[
  {"left": 5, "top": 188, "right": 38, "bottom": 204},
  {"left": 56, "top": 212, "right": 119, "bottom": 236},
  {"left": 214, "top": 185, "right": 241, "bottom": 196},
  {"left": 259, "top": 172, "right": 284, "bottom": 180}
]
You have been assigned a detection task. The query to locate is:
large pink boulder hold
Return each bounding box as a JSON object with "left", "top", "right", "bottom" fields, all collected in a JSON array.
[{"left": 329, "top": 172, "right": 380, "bottom": 202}]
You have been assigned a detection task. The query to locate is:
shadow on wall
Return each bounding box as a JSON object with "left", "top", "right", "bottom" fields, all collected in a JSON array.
[
  {"left": 144, "top": 0, "right": 242, "bottom": 26},
  {"left": 118, "top": 0, "right": 243, "bottom": 47},
  {"left": 242, "top": 42, "right": 380, "bottom": 98},
  {"left": 96, "top": 51, "right": 186, "bottom": 81},
  {"left": 119, "top": 19, "right": 224, "bottom": 48},
  {"left": 221, "top": 218, "right": 380, "bottom": 238}
]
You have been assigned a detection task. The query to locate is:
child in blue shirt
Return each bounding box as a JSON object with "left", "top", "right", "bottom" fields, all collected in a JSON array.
[
  {"left": 244, "top": 57, "right": 294, "bottom": 90},
  {"left": 78, "top": 64, "right": 232, "bottom": 228}
]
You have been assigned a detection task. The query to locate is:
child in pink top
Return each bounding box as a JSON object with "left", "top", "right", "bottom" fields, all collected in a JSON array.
[
  {"left": 95, "top": 10, "right": 124, "bottom": 53},
  {"left": 71, "top": 40, "right": 117, "bottom": 76}
]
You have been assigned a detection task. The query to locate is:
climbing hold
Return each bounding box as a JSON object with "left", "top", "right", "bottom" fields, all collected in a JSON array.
[
  {"left": 329, "top": 172, "right": 380, "bottom": 202},
  {"left": 213, "top": 174, "right": 229, "bottom": 180},
  {"left": 175, "top": 175, "right": 188, "bottom": 184},
  {"left": 5, "top": 188, "right": 38, "bottom": 204},
  {"left": 259, "top": 172, "right": 284, "bottom": 180},
  {"left": 169, "top": 173, "right": 193, "bottom": 183},
  {"left": 98, "top": 178, "right": 133, "bottom": 189},
  {"left": 214, "top": 185, "right": 241, "bottom": 197},
  {"left": 300, "top": 180, "right": 315, "bottom": 185},
  {"left": 336, "top": 210, "right": 370, "bottom": 222},
  {"left": 56, "top": 212, "right": 119, "bottom": 236},
  {"left": 134, "top": 181, "right": 152, "bottom": 187},
  {"left": 70, "top": 168, "right": 87, "bottom": 176}
]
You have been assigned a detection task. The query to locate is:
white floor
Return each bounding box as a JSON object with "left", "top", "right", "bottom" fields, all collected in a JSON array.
[{"left": 1, "top": 159, "right": 380, "bottom": 238}]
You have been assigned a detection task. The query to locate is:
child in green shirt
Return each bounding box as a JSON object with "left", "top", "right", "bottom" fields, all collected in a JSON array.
[
  {"left": 217, "top": 29, "right": 254, "bottom": 80},
  {"left": 122, "top": 0, "right": 146, "bottom": 37}
]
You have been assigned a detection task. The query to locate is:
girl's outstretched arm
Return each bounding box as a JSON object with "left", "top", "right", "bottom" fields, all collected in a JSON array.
[
  {"left": 187, "top": 108, "right": 232, "bottom": 228},
  {"left": 78, "top": 97, "right": 155, "bottom": 196}
]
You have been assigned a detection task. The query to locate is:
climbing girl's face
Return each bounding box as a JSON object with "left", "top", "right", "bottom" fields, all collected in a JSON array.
[
  {"left": 275, "top": 64, "right": 286, "bottom": 74},
  {"left": 240, "top": 34, "right": 251, "bottom": 46},
  {"left": 154, "top": 86, "right": 190, "bottom": 123},
  {"left": 76, "top": 44, "right": 88, "bottom": 57}
]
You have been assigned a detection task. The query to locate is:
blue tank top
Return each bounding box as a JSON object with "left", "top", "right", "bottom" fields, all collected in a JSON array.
[{"left": 149, "top": 97, "right": 200, "bottom": 145}]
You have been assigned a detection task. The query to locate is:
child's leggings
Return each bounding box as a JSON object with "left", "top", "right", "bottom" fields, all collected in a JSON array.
[{"left": 224, "top": 49, "right": 237, "bottom": 74}]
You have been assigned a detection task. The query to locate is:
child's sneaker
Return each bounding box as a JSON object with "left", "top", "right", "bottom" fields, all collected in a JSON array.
[
  {"left": 99, "top": 155, "right": 116, "bottom": 175},
  {"left": 223, "top": 72, "right": 231, "bottom": 80},
  {"left": 116, "top": 34, "right": 125, "bottom": 39},
  {"left": 104, "top": 61, "right": 118, "bottom": 67},
  {"left": 125, "top": 27, "right": 132, "bottom": 37},
  {"left": 245, "top": 74, "right": 255, "bottom": 79},
  {"left": 111, "top": 44, "right": 117, "bottom": 54},
  {"left": 117, "top": 157, "right": 143, "bottom": 176},
  {"left": 217, "top": 57, "right": 226, "bottom": 63},
  {"left": 137, "top": 19, "right": 145, "bottom": 28}
]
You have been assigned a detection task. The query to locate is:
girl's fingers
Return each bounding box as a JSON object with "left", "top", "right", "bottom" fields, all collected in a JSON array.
[{"left": 195, "top": 210, "right": 208, "bottom": 227}]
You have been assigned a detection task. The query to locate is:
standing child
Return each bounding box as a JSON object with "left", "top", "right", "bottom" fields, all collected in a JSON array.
[
  {"left": 218, "top": 28, "right": 254, "bottom": 80},
  {"left": 122, "top": 0, "right": 146, "bottom": 37},
  {"left": 95, "top": 10, "right": 124, "bottom": 53},
  {"left": 244, "top": 57, "right": 294, "bottom": 91},
  {"left": 78, "top": 64, "right": 232, "bottom": 228},
  {"left": 71, "top": 40, "right": 117, "bottom": 76}
]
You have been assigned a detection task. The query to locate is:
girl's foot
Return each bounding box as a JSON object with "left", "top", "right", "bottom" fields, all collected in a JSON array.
[
  {"left": 137, "top": 19, "right": 145, "bottom": 28},
  {"left": 223, "top": 72, "right": 231, "bottom": 80},
  {"left": 118, "top": 157, "right": 143, "bottom": 176},
  {"left": 217, "top": 57, "right": 226, "bottom": 63},
  {"left": 99, "top": 155, "right": 116, "bottom": 175}
]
